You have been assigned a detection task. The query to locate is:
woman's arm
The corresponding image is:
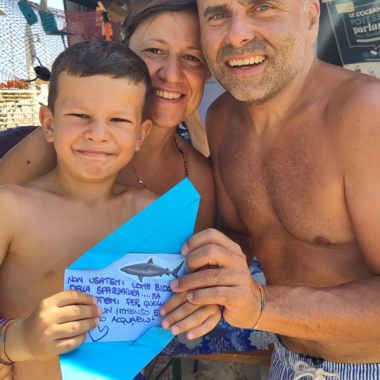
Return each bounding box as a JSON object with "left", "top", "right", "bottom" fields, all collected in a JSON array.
[{"left": 0, "top": 128, "right": 56, "bottom": 185}]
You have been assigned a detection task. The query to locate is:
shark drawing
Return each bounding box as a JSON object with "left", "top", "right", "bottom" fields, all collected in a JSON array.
[{"left": 120, "top": 258, "right": 184, "bottom": 283}]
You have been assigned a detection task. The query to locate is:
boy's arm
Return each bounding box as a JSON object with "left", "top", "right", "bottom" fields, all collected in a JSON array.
[
  {"left": 0, "top": 188, "right": 102, "bottom": 362},
  {"left": 0, "top": 128, "right": 56, "bottom": 186}
]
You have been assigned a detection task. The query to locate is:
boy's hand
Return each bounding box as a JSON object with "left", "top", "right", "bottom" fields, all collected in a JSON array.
[
  {"left": 7, "top": 290, "right": 102, "bottom": 362},
  {"left": 160, "top": 291, "right": 221, "bottom": 340}
]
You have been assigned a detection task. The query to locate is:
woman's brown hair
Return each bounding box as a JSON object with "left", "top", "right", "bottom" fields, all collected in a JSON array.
[{"left": 122, "top": 0, "right": 198, "bottom": 45}]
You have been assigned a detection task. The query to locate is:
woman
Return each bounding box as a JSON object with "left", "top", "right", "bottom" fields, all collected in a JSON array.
[
  {"left": 0, "top": 0, "right": 214, "bottom": 234},
  {"left": 0, "top": 2, "right": 221, "bottom": 378}
]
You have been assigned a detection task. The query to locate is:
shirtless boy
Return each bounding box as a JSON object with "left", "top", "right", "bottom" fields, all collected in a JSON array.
[
  {"left": 160, "top": 0, "right": 380, "bottom": 378},
  {"left": 0, "top": 40, "right": 157, "bottom": 380}
]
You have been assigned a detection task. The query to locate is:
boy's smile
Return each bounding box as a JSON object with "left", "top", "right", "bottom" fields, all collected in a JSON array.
[{"left": 40, "top": 73, "right": 151, "bottom": 182}]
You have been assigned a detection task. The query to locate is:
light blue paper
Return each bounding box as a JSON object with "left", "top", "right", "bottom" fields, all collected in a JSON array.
[
  {"left": 65, "top": 253, "right": 186, "bottom": 343},
  {"left": 60, "top": 179, "right": 200, "bottom": 380}
]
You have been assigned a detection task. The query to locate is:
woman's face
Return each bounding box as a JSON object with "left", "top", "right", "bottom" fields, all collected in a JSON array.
[{"left": 129, "top": 11, "right": 209, "bottom": 128}]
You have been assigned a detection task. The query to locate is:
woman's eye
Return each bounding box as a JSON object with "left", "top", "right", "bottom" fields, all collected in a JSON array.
[
  {"left": 111, "top": 118, "right": 128, "bottom": 122},
  {"left": 185, "top": 55, "right": 200, "bottom": 62},
  {"left": 146, "top": 48, "right": 161, "bottom": 54}
]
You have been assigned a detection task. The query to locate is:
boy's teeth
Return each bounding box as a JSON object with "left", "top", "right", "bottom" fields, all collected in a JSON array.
[
  {"left": 228, "top": 56, "right": 266, "bottom": 67},
  {"left": 153, "top": 89, "right": 182, "bottom": 99}
]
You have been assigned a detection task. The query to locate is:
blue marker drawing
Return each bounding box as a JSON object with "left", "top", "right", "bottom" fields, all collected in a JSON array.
[
  {"left": 120, "top": 258, "right": 184, "bottom": 283},
  {"left": 88, "top": 325, "right": 109, "bottom": 342}
]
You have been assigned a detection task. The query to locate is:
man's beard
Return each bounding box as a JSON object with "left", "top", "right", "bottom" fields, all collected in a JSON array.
[{"left": 204, "top": 30, "right": 305, "bottom": 106}]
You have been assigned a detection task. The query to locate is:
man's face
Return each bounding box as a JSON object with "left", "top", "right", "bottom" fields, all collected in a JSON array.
[{"left": 197, "top": 0, "right": 311, "bottom": 105}]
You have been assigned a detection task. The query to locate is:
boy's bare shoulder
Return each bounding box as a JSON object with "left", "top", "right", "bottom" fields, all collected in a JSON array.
[
  {"left": 0, "top": 184, "right": 31, "bottom": 237},
  {"left": 0, "top": 183, "right": 28, "bottom": 208}
]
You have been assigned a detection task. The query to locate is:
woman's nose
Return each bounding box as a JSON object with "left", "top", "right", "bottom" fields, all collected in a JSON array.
[
  {"left": 84, "top": 121, "right": 110, "bottom": 143},
  {"left": 158, "top": 55, "right": 184, "bottom": 85},
  {"left": 225, "top": 12, "right": 256, "bottom": 48}
]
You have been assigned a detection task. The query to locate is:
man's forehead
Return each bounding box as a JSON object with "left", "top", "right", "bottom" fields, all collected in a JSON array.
[
  {"left": 198, "top": 0, "right": 293, "bottom": 12},
  {"left": 198, "top": 0, "right": 268, "bottom": 8}
]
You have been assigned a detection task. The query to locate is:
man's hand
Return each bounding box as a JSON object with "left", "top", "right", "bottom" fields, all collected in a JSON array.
[
  {"left": 6, "top": 290, "right": 102, "bottom": 362},
  {"left": 164, "top": 229, "right": 262, "bottom": 329},
  {"left": 160, "top": 291, "right": 221, "bottom": 340}
]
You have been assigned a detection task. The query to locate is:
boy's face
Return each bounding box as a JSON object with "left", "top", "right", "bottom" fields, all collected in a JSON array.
[{"left": 40, "top": 73, "right": 151, "bottom": 181}]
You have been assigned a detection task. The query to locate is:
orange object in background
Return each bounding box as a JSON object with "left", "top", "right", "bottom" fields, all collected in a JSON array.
[{"left": 103, "top": 21, "right": 112, "bottom": 40}]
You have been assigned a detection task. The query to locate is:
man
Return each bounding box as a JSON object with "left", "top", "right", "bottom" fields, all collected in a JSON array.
[{"left": 162, "top": 0, "right": 380, "bottom": 378}]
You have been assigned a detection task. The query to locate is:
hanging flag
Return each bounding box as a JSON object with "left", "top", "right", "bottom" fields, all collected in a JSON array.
[
  {"left": 18, "top": 0, "right": 38, "bottom": 25},
  {"left": 38, "top": 0, "right": 74, "bottom": 36}
]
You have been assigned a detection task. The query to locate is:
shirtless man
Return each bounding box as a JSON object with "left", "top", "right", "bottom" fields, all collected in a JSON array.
[{"left": 160, "top": 0, "right": 380, "bottom": 378}]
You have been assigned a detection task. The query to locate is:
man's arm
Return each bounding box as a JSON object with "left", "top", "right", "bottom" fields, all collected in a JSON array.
[
  {"left": 169, "top": 83, "right": 380, "bottom": 343},
  {"left": 0, "top": 127, "right": 56, "bottom": 185}
]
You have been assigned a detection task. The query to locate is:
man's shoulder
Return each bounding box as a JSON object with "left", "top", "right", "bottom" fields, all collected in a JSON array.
[
  {"left": 321, "top": 62, "right": 380, "bottom": 110},
  {"left": 327, "top": 70, "right": 380, "bottom": 132},
  {"left": 206, "top": 91, "right": 245, "bottom": 153},
  {"left": 319, "top": 66, "right": 380, "bottom": 163},
  {"left": 206, "top": 91, "right": 240, "bottom": 128}
]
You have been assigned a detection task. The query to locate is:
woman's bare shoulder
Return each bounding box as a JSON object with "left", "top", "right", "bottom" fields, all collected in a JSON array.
[
  {"left": 176, "top": 135, "right": 213, "bottom": 181},
  {"left": 177, "top": 136, "right": 216, "bottom": 232}
]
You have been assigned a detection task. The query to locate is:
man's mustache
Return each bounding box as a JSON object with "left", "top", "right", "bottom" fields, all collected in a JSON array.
[{"left": 217, "top": 40, "right": 269, "bottom": 61}]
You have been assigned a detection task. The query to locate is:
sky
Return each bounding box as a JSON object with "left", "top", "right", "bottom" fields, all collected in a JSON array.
[{"left": 30, "top": 0, "right": 64, "bottom": 10}]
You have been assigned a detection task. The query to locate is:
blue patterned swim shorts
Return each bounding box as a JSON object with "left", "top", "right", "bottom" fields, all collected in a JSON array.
[{"left": 270, "top": 335, "right": 380, "bottom": 380}]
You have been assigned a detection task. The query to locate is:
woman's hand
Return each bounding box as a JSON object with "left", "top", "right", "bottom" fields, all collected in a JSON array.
[
  {"left": 160, "top": 291, "right": 221, "bottom": 340},
  {"left": 6, "top": 290, "right": 102, "bottom": 362}
]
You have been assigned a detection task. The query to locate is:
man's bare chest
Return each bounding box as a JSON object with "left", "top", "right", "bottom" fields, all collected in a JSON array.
[{"left": 218, "top": 121, "right": 354, "bottom": 246}]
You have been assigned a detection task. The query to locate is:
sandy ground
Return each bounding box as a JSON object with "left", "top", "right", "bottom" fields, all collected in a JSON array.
[{"left": 148, "top": 358, "right": 269, "bottom": 380}]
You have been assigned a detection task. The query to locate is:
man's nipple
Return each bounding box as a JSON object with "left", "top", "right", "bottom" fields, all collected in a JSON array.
[{"left": 313, "top": 236, "right": 332, "bottom": 247}]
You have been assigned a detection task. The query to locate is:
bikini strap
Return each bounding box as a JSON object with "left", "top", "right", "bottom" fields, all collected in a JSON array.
[{"left": 173, "top": 134, "right": 189, "bottom": 179}]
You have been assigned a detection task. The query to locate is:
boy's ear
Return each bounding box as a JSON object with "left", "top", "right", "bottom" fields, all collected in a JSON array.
[
  {"left": 135, "top": 119, "right": 152, "bottom": 151},
  {"left": 39, "top": 105, "right": 55, "bottom": 142}
]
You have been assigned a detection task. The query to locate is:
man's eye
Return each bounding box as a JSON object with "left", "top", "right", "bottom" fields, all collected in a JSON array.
[
  {"left": 257, "top": 5, "right": 270, "bottom": 11},
  {"left": 213, "top": 13, "right": 225, "bottom": 20}
]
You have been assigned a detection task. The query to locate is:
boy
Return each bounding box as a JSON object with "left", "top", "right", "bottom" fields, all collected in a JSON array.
[{"left": 0, "top": 40, "right": 154, "bottom": 380}]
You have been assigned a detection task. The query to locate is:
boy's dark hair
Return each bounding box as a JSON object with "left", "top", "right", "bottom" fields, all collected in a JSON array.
[
  {"left": 48, "top": 40, "right": 151, "bottom": 121},
  {"left": 122, "top": 0, "right": 198, "bottom": 46}
]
